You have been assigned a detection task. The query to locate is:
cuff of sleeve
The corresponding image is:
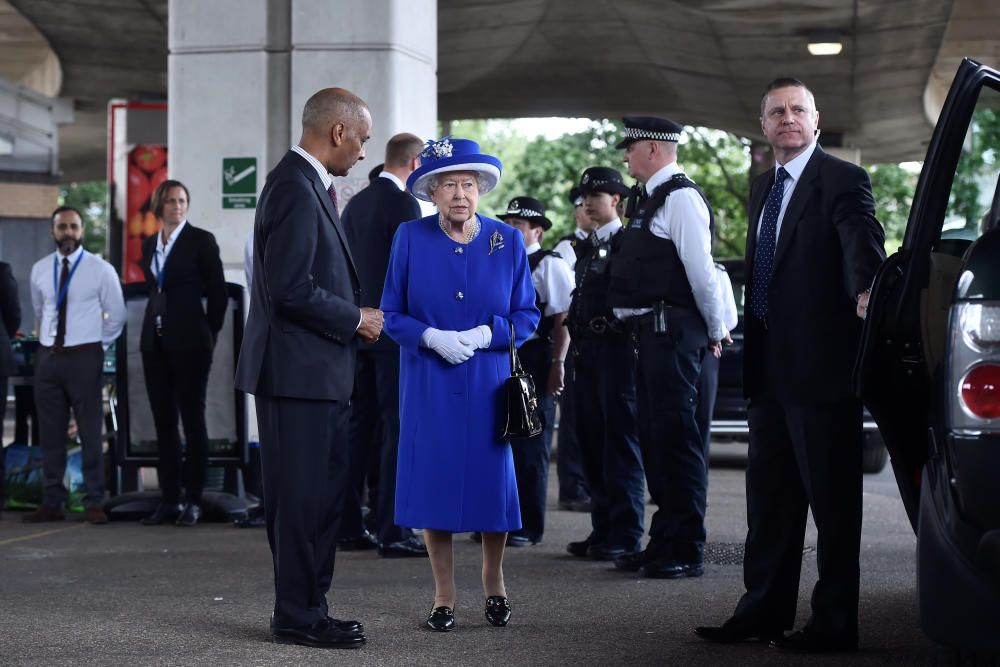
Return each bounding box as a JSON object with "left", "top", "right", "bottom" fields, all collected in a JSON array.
[
  {"left": 355, "top": 309, "right": 364, "bottom": 331},
  {"left": 420, "top": 327, "right": 438, "bottom": 348},
  {"left": 477, "top": 324, "right": 492, "bottom": 348}
]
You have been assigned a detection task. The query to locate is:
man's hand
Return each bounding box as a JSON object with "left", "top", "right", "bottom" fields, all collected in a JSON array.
[
  {"left": 357, "top": 307, "right": 384, "bottom": 344},
  {"left": 857, "top": 290, "right": 871, "bottom": 319},
  {"left": 708, "top": 339, "right": 723, "bottom": 359},
  {"left": 547, "top": 361, "right": 565, "bottom": 396}
]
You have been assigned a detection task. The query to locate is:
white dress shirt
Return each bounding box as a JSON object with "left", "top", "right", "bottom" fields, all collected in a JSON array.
[
  {"left": 525, "top": 242, "right": 575, "bottom": 342},
  {"left": 612, "top": 163, "right": 725, "bottom": 341},
  {"left": 244, "top": 228, "right": 254, "bottom": 290},
  {"left": 553, "top": 228, "right": 589, "bottom": 272},
  {"left": 715, "top": 263, "right": 739, "bottom": 334},
  {"left": 292, "top": 144, "right": 333, "bottom": 190},
  {"left": 756, "top": 140, "right": 817, "bottom": 242},
  {"left": 30, "top": 246, "right": 126, "bottom": 349},
  {"left": 152, "top": 219, "right": 187, "bottom": 282},
  {"left": 377, "top": 171, "right": 405, "bottom": 191}
]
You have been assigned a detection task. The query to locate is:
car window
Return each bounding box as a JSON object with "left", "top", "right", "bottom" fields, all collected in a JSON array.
[{"left": 938, "top": 85, "right": 1000, "bottom": 248}]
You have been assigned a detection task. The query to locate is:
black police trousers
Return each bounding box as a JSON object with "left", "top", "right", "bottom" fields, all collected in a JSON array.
[
  {"left": 572, "top": 332, "right": 644, "bottom": 552},
  {"left": 630, "top": 306, "right": 707, "bottom": 563}
]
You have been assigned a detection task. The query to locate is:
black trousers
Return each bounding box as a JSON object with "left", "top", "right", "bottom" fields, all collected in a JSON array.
[
  {"left": 257, "top": 395, "right": 351, "bottom": 629},
  {"left": 345, "top": 349, "right": 411, "bottom": 545},
  {"left": 34, "top": 344, "right": 106, "bottom": 509},
  {"left": 142, "top": 342, "right": 212, "bottom": 504},
  {"left": 733, "top": 322, "right": 863, "bottom": 637},
  {"left": 511, "top": 338, "right": 556, "bottom": 541},
  {"left": 572, "top": 333, "right": 644, "bottom": 552},
  {"left": 695, "top": 349, "right": 719, "bottom": 452},
  {"left": 632, "top": 309, "right": 708, "bottom": 563},
  {"left": 556, "top": 352, "right": 588, "bottom": 501}
]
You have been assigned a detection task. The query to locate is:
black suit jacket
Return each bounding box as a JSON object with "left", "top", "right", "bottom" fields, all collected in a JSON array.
[
  {"left": 139, "top": 222, "right": 227, "bottom": 353},
  {"left": 743, "top": 146, "right": 885, "bottom": 404},
  {"left": 0, "top": 262, "right": 21, "bottom": 376},
  {"left": 341, "top": 175, "right": 420, "bottom": 352},
  {"left": 235, "top": 150, "right": 363, "bottom": 401}
]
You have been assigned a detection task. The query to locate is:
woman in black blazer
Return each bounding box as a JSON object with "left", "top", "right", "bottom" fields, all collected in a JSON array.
[{"left": 139, "top": 179, "right": 227, "bottom": 527}]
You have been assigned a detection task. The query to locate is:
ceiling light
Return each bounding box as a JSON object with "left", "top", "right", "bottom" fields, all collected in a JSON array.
[{"left": 807, "top": 31, "right": 843, "bottom": 56}]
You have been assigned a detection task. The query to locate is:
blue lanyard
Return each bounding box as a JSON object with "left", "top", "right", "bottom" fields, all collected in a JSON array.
[
  {"left": 152, "top": 236, "right": 176, "bottom": 291},
  {"left": 52, "top": 251, "right": 85, "bottom": 310}
]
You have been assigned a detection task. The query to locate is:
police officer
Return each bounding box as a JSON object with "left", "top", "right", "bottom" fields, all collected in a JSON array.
[
  {"left": 565, "top": 167, "right": 645, "bottom": 561},
  {"left": 551, "top": 187, "right": 594, "bottom": 511},
  {"left": 553, "top": 187, "right": 597, "bottom": 273},
  {"left": 498, "top": 196, "right": 574, "bottom": 546},
  {"left": 609, "top": 117, "right": 729, "bottom": 579}
]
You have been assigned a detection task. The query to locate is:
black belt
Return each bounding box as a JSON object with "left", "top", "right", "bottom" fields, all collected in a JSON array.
[{"left": 41, "top": 342, "right": 102, "bottom": 353}]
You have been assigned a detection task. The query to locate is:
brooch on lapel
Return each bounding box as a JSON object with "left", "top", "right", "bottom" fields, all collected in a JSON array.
[{"left": 488, "top": 230, "right": 505, "bottom": 255}]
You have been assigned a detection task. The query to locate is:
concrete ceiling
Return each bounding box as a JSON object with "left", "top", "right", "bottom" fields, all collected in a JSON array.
[{"left": 3, "top": 0, "right": 998, "bottom": 181}]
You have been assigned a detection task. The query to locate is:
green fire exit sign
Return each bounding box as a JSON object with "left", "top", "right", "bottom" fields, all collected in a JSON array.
[{"left": 222, "top": 157, "right": 257, "bottom": 209}]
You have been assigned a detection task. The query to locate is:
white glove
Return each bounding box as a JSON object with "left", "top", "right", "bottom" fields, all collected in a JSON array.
[
  {"left": 421, "top": 328, "right": 477, "bottom": 365},
  {"left": 457, "top": 325, "right": 492, "bottom": 350}
]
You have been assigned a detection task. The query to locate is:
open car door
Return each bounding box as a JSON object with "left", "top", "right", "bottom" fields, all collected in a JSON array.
[{"left": 855, "top": 58, "right": 1000, "bottom": 530}]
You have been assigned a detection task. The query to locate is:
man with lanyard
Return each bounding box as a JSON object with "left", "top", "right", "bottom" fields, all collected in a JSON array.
[
  {"left": 24, "top": 206, "right": 126, "bottom": 524},
  {"left": 551, "top": 186, "right": 594, "bottom": 512},
  {"left": 497, "top": 196, "right": 574, "bottom": 546},
  {"left": 564, "top": 167, "right": 645, "bottom": 562},
  {"left": 608, "top": 116, "right": 729, "bottom": 579}
]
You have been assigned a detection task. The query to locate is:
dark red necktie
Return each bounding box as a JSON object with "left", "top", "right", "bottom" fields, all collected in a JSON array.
[{"left": 327, "top": 183, "right": 339, "bottom": 211}]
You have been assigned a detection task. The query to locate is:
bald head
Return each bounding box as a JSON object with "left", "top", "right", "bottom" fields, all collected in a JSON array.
[
  {"left": 301, "top": 87, "right": 368, "bottom": 137},
  {"left": 298, "top": 87, "right": 372, "bottom": 177}
]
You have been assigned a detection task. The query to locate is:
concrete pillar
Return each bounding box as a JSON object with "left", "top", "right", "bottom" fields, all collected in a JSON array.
[
  {"left": 168, "top": 0, "right": 437, "bottom": 282},
  {"left": 168, "top": 0, "right": 437, "bottom": 441},
  {"left": 290, "top": 0, "right": 437, "bottom": 200}
]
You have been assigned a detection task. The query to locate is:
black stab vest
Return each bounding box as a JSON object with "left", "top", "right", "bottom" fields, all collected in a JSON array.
[
  {"left": 558, "top": 233, "right": 592, "bottom": 262},
  {"left": 607, "top": 174, "right": 714, "bottom": 309},
  {"left": 567, "top": 227, "right": 624, "bottom": 335}
]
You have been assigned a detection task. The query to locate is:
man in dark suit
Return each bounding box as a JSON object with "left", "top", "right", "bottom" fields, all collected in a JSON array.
[
  {"left": 340, "top": 132, "right": 426, "bottom": 558},
  {"left": 139, "top": 179, "right": 228, "bottom": 527},
  {"left": 696, "top": 78, "right": 885, "bottom": 653},
  {"left": 0, "top": 260, "right": 21, "bottom": 516},
  {"left": 235, "top": 87, "right": 381, "bottom": 650}
]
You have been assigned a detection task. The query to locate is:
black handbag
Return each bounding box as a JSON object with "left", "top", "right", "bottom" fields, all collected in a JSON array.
[{"left": 501, "top": 322, "right": 544, "bottom": 440}]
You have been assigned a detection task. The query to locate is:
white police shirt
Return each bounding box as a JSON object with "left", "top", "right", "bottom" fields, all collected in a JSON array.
[
  {"left": 612, "top": 162, "right": 725, "bottom": 342},
  {"left": 552, "top": 228, "right": 589, "bottom": 272},
  {"left": 525, "top": 241, "right": 575, "bottom": 342}
]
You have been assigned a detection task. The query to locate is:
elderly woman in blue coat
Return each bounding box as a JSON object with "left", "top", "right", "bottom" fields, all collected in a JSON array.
[{"left": 381, "top": 138, "right": 539, "bottom": 632}]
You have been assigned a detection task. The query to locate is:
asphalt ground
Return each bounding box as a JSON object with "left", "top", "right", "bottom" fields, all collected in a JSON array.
[{"left": 0, "top": 443, "right": 929, "bottom": 666}]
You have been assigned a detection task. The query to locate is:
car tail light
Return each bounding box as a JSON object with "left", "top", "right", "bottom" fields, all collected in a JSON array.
[
  {"left": 949, "top": 302, "right": 1000, "bottom": 430},
  {"left": 961, "top": 364, "right": 1000, "bottom": 419},
  {"left": 960, "top": 304, "right": 1000, "bottom": 350}
]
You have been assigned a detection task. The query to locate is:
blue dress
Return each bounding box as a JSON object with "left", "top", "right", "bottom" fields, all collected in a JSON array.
[{"left": 381, "top": 213, "right": 540, "bottom": 532}]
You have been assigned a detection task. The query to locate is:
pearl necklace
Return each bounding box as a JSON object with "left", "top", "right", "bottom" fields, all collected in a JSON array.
[{"left": 439, "top": 214, "right": 479, "bottom": 244}]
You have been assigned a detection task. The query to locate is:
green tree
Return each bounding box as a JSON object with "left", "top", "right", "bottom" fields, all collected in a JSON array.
[
  {"left": 866, "top": 163, "right": 918, "bottom": 252},
  {"left": 59, "top": 181, "right": 109, "bottom": 257}
]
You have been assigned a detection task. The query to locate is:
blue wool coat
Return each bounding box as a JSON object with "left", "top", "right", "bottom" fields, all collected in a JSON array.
[{"left": 381, "top": 213, "right": 540, "bottom": 532}]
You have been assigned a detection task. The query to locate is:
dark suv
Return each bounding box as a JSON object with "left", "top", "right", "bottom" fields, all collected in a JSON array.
[
  {"left": 712, "top": 260, "right": 889, "bottom": 474},
  {"left": 857, "top": 58, "right": 1000, "bottom": 658}
]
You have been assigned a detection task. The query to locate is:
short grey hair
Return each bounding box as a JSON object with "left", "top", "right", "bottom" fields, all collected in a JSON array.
[{"left": 426, "top": 171, "right": 488, "bottom": 195}]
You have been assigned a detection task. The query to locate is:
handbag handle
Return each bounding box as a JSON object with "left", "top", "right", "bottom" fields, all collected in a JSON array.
[{"left": 508, "top": 321, "right": 523, "bottom": 374}]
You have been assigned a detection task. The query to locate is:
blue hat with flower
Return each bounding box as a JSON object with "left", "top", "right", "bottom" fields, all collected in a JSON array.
[{"left": 407, "top": 137, "right": 502, "bottom": 202}]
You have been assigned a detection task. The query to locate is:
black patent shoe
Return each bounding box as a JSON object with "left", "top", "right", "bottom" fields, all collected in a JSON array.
[
  {"left": 425, "top": 606, "right": 455, "bottom": 632},
  {"left": 566, "top": 537, "right": 592, "bottom": 557},
  {"left": 485, "top": 596, "right": 511, "bottom": 627}
]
